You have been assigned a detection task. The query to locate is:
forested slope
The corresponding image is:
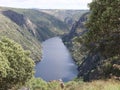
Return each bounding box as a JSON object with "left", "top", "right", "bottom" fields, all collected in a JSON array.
[{"left": 62, "top": 0, "right": 120, "bottom": 81}]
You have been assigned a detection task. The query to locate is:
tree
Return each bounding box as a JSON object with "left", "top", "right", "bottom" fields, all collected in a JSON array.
[
  {"left": 84, "top": 0, "right": 120, "bottom": 57},
  {"left": 0, "top": 38, "right": 35, "bottom": 90},
  {"left": 80, "top": 0, "right": 120, "bottom": 79}
]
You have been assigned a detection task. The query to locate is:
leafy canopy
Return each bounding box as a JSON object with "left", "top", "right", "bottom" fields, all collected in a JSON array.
[
  {"left": 81, "top": 0, "right": 120, "bottom": 78},
  {"left": 0, "top": 38, "right": 35, "bottom": 90},
  {"left": 84, "top": 0, "right": 120, "bottom": 57}
]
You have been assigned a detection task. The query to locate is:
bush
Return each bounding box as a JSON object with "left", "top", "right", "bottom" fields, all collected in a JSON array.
[{"left": 0, "top": 38, "right": 35, "bottom": 90}]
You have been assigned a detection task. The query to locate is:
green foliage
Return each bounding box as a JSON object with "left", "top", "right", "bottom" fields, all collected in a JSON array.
[
  {"left": 0, "top": 38, "right": 35, "bottom": 90},
  {"left": 27, "top": 78, "right": 120, "bottom": 90},
  {"left": 27, "top": 78, "right": 63, "bottom": 90},
  {"left": 47, "top": 81, "right": 62, "bottom": 90},
  {"left": 0, "top": 7, "right": 70, "bottom": 61},
  {"left": 0, "top": 11, "right": 42, "bottom": 62},
  {"left": 0, "top": 51, "right": 10, "bottom": 78},
  {"left": 65, "top": 0, "right": 120, "bottom": 80},
  {"left": 84, "top": 0, "right": 120, "bottom": 56},
  {"left": 11, "top": 9, "right": 69, "bottom": 40},
  {"left": 27, "top": 78, "right": 48, "bottom": 90},
  {"left": 85, "top": 0, "right": 120, "bottom": 51},
  {"left": 80, "top": 0, "right": 120, "bottom": 79}
]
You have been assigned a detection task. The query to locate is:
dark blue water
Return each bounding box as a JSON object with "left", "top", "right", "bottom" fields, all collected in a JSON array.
[{"left": 35, "top": 37, "right": 78, "bottom": 82}]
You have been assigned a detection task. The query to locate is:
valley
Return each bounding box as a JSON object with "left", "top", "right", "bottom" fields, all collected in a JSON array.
[
  {"left": 0, "top": 7, "right": 71, "bottom": 62},
  {"left": 0, "top": 0, "right": 120, "bottom": 89}
]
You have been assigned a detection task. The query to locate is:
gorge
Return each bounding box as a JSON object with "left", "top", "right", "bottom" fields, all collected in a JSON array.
[{"left": 35, "top": 37, "right": 78, "bottom": 82}]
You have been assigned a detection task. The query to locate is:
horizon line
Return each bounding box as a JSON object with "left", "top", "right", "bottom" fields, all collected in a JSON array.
[{"left": 0, "top": 6, "right": 90, "bottom": 10}]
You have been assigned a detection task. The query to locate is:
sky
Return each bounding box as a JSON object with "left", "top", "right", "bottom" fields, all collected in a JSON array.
[{"left": 0, "top": 0, "right": 92, "bottom": 9}]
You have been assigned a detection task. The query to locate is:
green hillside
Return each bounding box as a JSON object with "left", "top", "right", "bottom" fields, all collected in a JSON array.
[
  {"left": 0, "top": 9, "right": 42, "bottom": 62},
  {"left": 40, "top": 9, "right": 89, "bottom": 28},
  {"left": 10, "top": 8, "right": 69, "bottom": 41},
  {"left": 40, "top": 9, "right": 88, "bottom": 21},
  {"left": 62, "top": 0, "right": 120, "bottom": 81},
  {"left": 0, "top": 7, "right": 69, "bottom": 62}
]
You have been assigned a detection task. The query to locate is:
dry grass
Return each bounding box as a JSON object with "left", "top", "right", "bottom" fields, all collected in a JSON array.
[
  {"left": 64, "top": 80, "right": 120, "bottom": 90},
  {"left": 27, "top": 79, "right": 120, "bottom": 90}
]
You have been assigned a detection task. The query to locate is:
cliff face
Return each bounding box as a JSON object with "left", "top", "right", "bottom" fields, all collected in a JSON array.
[
  {"left": 2, "top": 10, "right": 37, "bottom": 36},
  {"left": 68, "top": 12, "right": 89, "bottom": 37},
  {"left": 2, "top": 10, "right": 26, "bottom": 26},
  {"left": 62, "top": 12, "right": 89, "bottom": 42}
]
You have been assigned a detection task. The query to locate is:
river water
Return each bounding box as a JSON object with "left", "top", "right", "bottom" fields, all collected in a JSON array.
[{"left": 35, "top": 37, "right": 78, "bottom": 82}]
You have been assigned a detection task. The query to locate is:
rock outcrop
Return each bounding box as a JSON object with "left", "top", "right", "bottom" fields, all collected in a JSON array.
[
  {"left": 2, "top": 10, "right": 26, "bottom": 26},
  {"left": 2, "top": 10, "right": 37, "bottom": 36},
  {"left": 63, "top": 12, "right": 89, "bottom": 42}
]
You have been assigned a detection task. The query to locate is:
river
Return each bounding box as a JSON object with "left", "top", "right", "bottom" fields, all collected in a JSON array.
[{"left": 35, "top": 37, "right": 78, "bottom": 82}]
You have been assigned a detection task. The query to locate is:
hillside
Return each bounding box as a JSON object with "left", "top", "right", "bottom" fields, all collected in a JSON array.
[
  {"left": 0, "top": 9, "right": 42, "bottom": 62},
  {"left": 0, "top": 7, "right": 69, "bottom": 62},
  {"left": 40, "top": 9, "right": 89, "bottom": 28},
  {"left": 1, "top": 0, "right": 120, "bottom": 89},
  {"left": 26, "top": 78, "right": 120, "bottom": 90},
  {"left": 63, "top": 11, "right": 120, "bottom": 81},
  {"left": 62, "top": 0, "right": 120, "bottom": 81},
  {"left": 62, "top": 12, "right": 90, "bottom": 42},
  {"left": 1, "top": 7, "right": 69, "bottom": 41}
]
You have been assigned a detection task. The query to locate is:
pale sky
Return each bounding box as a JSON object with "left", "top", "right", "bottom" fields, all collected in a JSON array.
[{"left": 0, "top": 0, "right": 92, "bottom": 9}]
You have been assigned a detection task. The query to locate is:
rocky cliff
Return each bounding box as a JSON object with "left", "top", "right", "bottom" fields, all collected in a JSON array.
[{"left": 62, "top": 12, "right": 89, "bottom": 42}]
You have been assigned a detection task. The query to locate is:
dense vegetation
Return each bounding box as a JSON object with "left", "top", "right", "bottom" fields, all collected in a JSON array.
[
  {"left": 25, "top": 78, "right": 120, "bottom": 90},
  {"left": 28, "top": 0, "right": 120, "bottom": 89},
  {"left": 0, "top": 38, "right": 34, "bottom": 90},
  {"left": 80, "top": 0, "right": 120, "bottom": 80},
  {"left": 0, "top": 0, "right": 120, "bottom": 89},
  {"left": 64, "top": 0, "right": 120, "bottom": 81}
]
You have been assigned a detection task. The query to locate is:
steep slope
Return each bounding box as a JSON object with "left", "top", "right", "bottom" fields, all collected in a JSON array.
[
  {"left": 77, "top": 0, "right": 120, "bottom": 81},
  {"left": 63, "top": 3, "right": 120, "bottom": 81},
  {"left": 62, "top": 12, "right": 89, "bottom": 42},
  {"left": 62, "top": 12, "right": 109, "bottom": 81},
  {"left": 62, "top": 12, "right": 111, "bottom": 81},
  {"left": 62, "top": 11, "right": 90, "bottom": 67},
  {"left": 0, "top": 7, "right": 69, "bottom": 41},
  {"left": 40, "top": 9, "right": 89, "bottom": 28},
  {"left": 0, "top": 7, "right": 70, "bottom": 62},
  {"left": 0, "top": 10, "right": 42, "bottom": 62},
  {"left": 11, "top": 8, "right": 69, "bottom": 41},
  {"left": 62, "top": 11, "right": 90, "bottom": 65},
  {"left": 63, "top": 12, "right": 104, "bottom": 81}
]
